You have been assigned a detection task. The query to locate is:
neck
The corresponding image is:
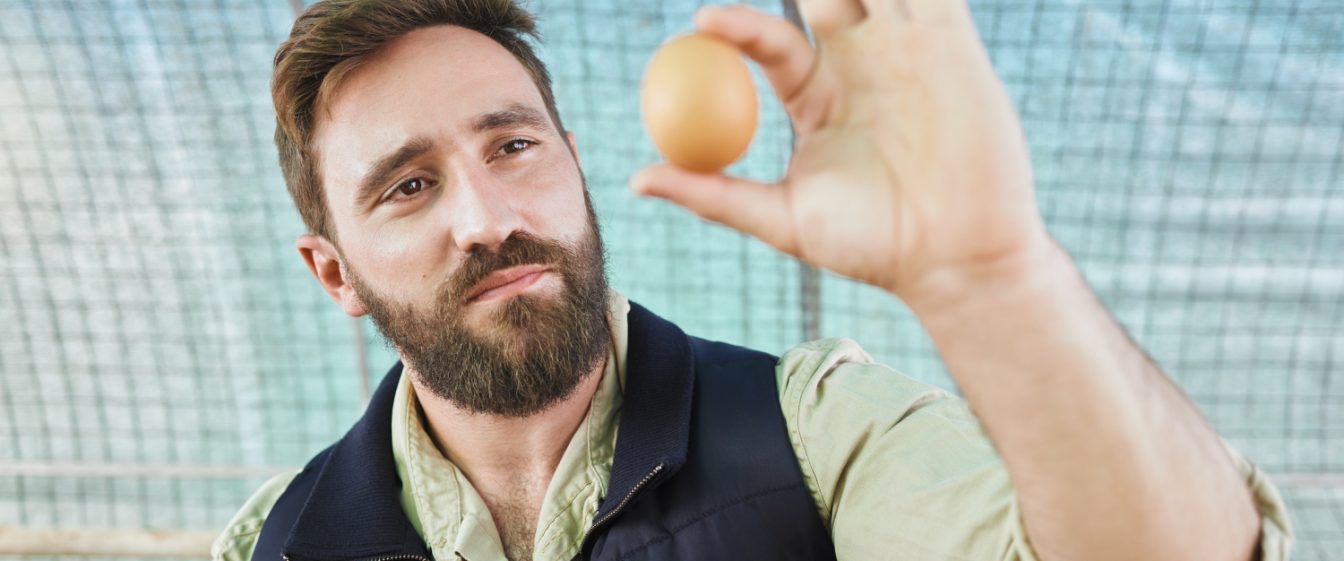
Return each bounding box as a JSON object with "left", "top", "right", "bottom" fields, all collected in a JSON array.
[{"left": 408, "top": 353, "right": 608, "bottom": 485}]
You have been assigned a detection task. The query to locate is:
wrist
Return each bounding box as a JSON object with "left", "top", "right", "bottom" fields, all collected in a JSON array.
[{"left": 898, "top": 236, "right": 1075, "bottom": 325}]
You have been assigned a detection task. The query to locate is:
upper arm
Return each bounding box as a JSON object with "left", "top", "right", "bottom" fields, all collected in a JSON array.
[
  {"left": 775, "top": 337, "right": 1293, "bottom": 561},
  {"left": 775, "top": 337, "right": 1035, "bottom": 561}
]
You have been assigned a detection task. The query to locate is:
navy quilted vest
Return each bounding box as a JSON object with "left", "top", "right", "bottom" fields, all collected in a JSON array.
[{"left": 253, "top": 301, "right": 835, "bottom": 561}]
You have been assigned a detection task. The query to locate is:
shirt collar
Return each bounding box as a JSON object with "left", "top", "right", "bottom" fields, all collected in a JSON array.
[{"left": 391, "top": 290, "right": 632, "bottom": 561}]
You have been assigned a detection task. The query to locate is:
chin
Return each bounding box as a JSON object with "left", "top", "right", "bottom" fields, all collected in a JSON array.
[{"left": 469, "top": 292, "right": 546, "bottom": 330}]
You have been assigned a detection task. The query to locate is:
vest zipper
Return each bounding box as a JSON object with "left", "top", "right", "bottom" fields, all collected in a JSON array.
[
  {"left": 359, "top": 555, "right": 432, "bottom": 561},
  {"left": 585, "top": 463, "right": 665, "bottom": 537},
  {"left": 282, "top": 466, "right": 667, "bottom": 561},
  {"left": 284, "top": 555, "right": 432, "bottom": 561}
]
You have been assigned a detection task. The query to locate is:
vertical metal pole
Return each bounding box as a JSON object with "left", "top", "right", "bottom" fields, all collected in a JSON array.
[
  {"left": 352, "top": 317, "right": 372, "bottom": 405},
  {"left": 779, "top": 0, "right": 823, "bottom": 343}
]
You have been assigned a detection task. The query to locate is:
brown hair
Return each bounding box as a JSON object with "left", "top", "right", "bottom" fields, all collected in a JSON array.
[{"left": 271, "top": 0, "right": 565, "bottom": 241}]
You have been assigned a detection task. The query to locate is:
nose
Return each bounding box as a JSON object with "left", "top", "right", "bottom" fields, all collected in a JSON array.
[{"left": 445, "top": 164, "right": 525, "bottom": 254}]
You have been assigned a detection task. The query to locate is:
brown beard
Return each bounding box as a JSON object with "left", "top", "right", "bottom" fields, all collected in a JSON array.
[{"left": 346, "top": 198, "right": 611, "bottom": 418}]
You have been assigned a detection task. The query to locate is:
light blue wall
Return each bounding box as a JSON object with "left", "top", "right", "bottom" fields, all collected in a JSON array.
[{"left": 0, "top": 0, "right": 1339, "bottom": 557}]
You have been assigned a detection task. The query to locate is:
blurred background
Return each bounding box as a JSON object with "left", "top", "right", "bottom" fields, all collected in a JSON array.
[{"left": 1, "top": 0, "right": 1340, "bottom": 558}]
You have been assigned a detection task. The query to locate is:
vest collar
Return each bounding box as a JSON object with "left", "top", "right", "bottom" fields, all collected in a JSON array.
[
  {"left": 591, "top": 301, "right": 694, "bottom": 522},
  {"left": 282, "top": 359, "right": 430, "bottom": 561},
  {"left": 281, "top": 300, "right": 694, "bottom": 561}
]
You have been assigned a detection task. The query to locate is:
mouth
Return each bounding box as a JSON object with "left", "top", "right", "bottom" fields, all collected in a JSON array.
[{"left": 465, "top": 264, "right": 552, "bottom": 303}]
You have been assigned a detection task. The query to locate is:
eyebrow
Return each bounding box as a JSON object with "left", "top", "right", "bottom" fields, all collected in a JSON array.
[
  {"left": 471, "top": 102, "right": 552, "bottom": 135},
  {"left": 352, "top": 103, "right": 553, "bottom": 211},
  {"left": 353, "top": 135, "right": 436, "bottom": 211}
]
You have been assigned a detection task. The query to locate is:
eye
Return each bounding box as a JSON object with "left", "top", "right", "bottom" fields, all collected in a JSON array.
[
  {"left": 385, "top": 177, "right": 430, "bottom": 204},
  {"left": 493, "top": 138, "right": 537, "bottom": 160},
  {"left": 398, "top": 177, "right": 425, "bottom": 196}
]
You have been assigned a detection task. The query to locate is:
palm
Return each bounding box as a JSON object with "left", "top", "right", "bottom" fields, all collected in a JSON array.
[{"left": 633, "top": 0, "right": 1048, "bottom": 299}]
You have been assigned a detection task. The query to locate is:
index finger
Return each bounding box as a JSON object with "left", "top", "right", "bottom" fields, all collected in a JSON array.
[
  {"left": 793, "top": 0, "right": 866, "bottom": 36},
  {"left": 694, "top": 5, "right": 833, "bottom": 134}
]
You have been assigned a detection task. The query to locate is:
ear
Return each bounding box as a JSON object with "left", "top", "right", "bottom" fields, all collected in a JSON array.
[
  {"left": 565, "top": 130, "right": 581, "bottom": 168},
  {"left": 296, "top": 234, "right": 368, "bottom": 317}
]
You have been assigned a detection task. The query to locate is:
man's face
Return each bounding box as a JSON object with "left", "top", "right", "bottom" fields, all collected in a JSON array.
[{"left": 311, "top": 25, "right": 610, "bottom": 417}]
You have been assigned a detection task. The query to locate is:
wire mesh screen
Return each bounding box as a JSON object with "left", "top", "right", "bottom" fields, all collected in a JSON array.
[{"left": 0, "top": 0, "right": 1340, "bottom": 558}]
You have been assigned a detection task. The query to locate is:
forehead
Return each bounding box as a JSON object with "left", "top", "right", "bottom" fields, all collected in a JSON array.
[{"left": 313, "top": 25, "right": 548, "bottom": 185}]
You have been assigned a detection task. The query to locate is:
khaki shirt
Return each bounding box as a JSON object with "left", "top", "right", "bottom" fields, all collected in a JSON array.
[{"left": 214, "top": 290, "right": 1293, "bottom": 561}]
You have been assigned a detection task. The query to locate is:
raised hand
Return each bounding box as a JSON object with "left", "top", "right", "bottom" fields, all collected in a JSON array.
[{"left": 630, "top": 0, "right": 1050, "bottom": 305}]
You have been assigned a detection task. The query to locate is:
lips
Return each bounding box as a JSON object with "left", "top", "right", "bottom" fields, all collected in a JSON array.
[{"left": 465, "top": 264, "right": 551, "bottom": 302}]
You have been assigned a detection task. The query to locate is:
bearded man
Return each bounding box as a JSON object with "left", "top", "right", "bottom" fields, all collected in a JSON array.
[{"left": 214, "top": 1, "right": 1291, "bottom": 560}]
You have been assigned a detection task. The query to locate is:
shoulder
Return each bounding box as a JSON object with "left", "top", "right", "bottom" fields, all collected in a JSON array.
[
  {"left": 775, "top": 337, "right": 985, "bottom": 489},
  {"left": 211, "top": 470, "right": 301, "bottom": 561},
  {"left": 776, "top": 338, "right": 1030, "bottom": 559},
  {"left": 776, "top": 337, "right": 955, "bottom": 419},
  {"left": 688, "top": 335, "right": 778, "bottom": 366}
]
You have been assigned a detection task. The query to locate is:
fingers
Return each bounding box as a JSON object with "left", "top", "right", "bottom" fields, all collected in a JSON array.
[
  {"left": 696, "top": 5, "right": 812, "bottom": 101},
  {"left": 694, "top": 4, "right": 831, "bottom": 133},
  {"left": 795, "top": 0, "right": 865, "bottom": 36},
  {"left": 631, "top": 164, "right": 797, "bottom": 256},
  {"left": 792, "top": 0, "right": 966, "bottom": 28},
  {"left": 901, "top": 0, "right": 973, "bottom": 24}
]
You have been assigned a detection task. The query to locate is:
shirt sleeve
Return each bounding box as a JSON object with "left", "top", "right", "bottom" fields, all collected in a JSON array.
[
  {"left": 775, "top": 337, "right": 1293, "bottom": 561},
  {"left": 211, "top": 470, "right": 300, "bottom": 561}
]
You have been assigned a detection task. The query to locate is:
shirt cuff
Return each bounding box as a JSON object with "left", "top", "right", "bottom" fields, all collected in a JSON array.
[{"left": 1225, "top": 440, "right": 1295, "bottom": 561}]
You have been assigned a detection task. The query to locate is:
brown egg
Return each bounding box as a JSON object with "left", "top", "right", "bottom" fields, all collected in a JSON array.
[{"left": 641, "top": 33, "right": 758, "bottom": 173}]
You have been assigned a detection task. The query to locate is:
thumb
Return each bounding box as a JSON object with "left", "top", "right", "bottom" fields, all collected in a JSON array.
[{"left": 631, "top": 163, "right": 797, "bottom": 256}]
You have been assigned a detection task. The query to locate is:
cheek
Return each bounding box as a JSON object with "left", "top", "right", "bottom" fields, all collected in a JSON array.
[
  {"left": 354, "top": 239, "right": 443, "bottom": 299},
  {"left": 517, "top": 158, "right": 590, "bottom": 240},
  {"left": 538, "top": 186, "right": 587, "bottom": 228}
]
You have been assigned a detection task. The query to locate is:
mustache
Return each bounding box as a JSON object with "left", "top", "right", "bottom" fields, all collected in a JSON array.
[{"left": 442, "top": 232, "right": 573, "bottom": 305}]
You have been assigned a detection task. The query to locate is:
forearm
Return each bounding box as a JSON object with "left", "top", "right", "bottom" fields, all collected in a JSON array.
[{"left": 903, "top": 239, "right": 1260, "bottom": 561}]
